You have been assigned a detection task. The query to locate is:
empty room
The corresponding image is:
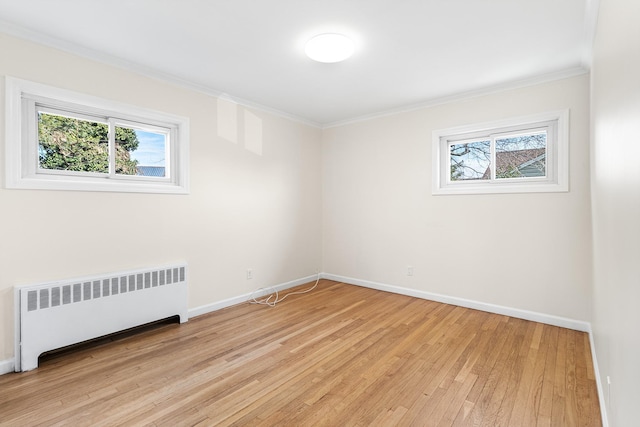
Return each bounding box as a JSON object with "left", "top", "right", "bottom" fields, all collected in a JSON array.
[{"left": 0, "top": 0, "right": 637, "bottom": 425}]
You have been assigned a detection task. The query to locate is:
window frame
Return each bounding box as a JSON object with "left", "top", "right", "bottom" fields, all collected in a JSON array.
[
  {"left": 5, "top": 77, "right": 189, "bottom": 194},
  {"left": 432, "top": 110, "right": 569, "bottom": 195}
]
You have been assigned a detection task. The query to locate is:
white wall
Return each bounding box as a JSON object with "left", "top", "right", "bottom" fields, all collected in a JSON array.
[
  {"left": 0, "top": 34, "right": 323, "bottom": 362},
  {"left": 591, "top": 0, "right": 640, "bottom": 424},
  {"left": 323, "top": 75, "right": 592, "bottom": 322}
]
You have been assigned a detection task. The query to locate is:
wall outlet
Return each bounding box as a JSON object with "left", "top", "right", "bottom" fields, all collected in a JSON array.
[
  {"left": 247, "top": 269, "right": 253, "bottom": 280},
  {"left": 407, "top": 266, "right": 414, "bottom": 276}
]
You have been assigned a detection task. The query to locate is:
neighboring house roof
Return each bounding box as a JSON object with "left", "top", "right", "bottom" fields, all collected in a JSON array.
[
  {"left": 136, "top": 166, "right": 166, "bottom": 177},
  {"left": 482, "top": 148, "right": 545, "bottom": 179}
]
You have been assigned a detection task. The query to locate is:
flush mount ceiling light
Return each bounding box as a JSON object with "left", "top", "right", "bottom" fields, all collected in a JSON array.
[{"left": 305, "top": 33, "right": 355, "bottom": 63}]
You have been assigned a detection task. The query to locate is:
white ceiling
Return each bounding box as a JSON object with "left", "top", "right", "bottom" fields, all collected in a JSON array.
[{"left": 0, "top": 0, "right": 596, "bottom": 127}]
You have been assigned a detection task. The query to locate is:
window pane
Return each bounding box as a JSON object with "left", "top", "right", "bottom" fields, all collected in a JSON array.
[
  {"left": 450, "top": 140, "right": 491, "bottom": 181},
  {"left": 115, "top": 127, "right": 167, "bottom": 177},
  {"left": 38, "top": 112, "right": 109, "bottom": 173},
  {"left": 495, "top": 132, "right": 546, "bottom": 179}
]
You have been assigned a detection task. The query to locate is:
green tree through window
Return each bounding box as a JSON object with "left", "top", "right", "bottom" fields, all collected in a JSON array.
[{"left": 38, "top": 112, "right": 139, "bottom": 175}]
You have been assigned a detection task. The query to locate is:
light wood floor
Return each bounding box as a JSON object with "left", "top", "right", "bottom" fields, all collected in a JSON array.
[{"left": 0, "top": 280, "right": 601, "bottom": 426}]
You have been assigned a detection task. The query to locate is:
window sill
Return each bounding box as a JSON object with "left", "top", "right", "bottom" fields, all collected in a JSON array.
[
  {"left": 432, "top": 180, "right": 568, "bottom": 196},
  {"left": 6, "top": 174, "right": 189, "bottom": 194}
]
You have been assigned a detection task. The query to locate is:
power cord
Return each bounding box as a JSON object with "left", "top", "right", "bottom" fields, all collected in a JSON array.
[{"left": 249, "top": 272, "right": 320, "bottom": 307}]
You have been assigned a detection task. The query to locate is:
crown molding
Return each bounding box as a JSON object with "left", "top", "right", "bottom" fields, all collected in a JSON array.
[
  {"left": 323, "top": 66, "right": 589, "bottom": 129},
  {"left": 0, "top": 21, "right": 322, "bottom": 129}
]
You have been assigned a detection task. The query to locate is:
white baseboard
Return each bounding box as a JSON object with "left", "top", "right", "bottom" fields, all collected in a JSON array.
[
  {"left": 322, "top": 273, "right": 591, "bottom": 332},
  {"left": 188, "top": 274, "right": 319, "bottom": 318},
  {"left": 588, "top": 329, "right": 609, "bottom": 427},
  {"left": 0, "top": 358, "right": 15, "bottom": 375},
  {"left": 324, "top": 272, "right": 608, "bottom": 425}
]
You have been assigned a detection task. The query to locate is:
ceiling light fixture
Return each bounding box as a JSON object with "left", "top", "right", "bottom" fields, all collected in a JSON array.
[{"left": 305, "top": 33, "right": 355, "bottom": 63}]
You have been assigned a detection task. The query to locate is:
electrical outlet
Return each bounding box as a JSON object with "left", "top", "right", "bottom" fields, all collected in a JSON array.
[
  {"left": 247, "top": 269, "right": 253, "bottom": 280},
  {"left": 407, "top": 266, "right": 414, "bottom": 276}
]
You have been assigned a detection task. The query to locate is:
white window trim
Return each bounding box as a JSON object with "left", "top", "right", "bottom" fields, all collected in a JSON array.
[
  {"left": 431, "top": 110, "right": 569, "bottom": 195},
  {"left": 5, "top": 77, "right": 190, "bottom": 194}
]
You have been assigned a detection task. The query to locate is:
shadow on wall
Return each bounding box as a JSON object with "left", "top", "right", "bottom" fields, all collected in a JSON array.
[{"left": 217, "top": 96, "right": 263, "bottom": 156}]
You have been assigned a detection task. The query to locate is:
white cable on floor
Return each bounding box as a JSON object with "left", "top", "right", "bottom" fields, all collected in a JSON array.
[{"left": 249, "top": 273, "right": 320, "bottom": 307}]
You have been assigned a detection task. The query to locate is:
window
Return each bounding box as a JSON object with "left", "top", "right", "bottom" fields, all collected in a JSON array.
[
  {"left": 432, "top": 111, "right": 568, "bottom": 195},
  {"left": 5, "top": 77, "right": 189, "bottom": 194}
]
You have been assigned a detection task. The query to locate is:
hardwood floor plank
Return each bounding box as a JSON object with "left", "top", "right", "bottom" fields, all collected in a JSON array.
[
  {"left": 475, "top": 320, "right": 522, "bottom": 427},
  {"left": 0, "top": 281, "right": 601, "bottom": 426},
  {"left": 436, "top": 373, "right": 478, "bottom": 427},
  {"left": 537, "top": 326, "right": 559, "bottom": 426},
  {"left": 504, "top": 320, "right": 539, "bottom": 426},
  {"left": 457, "top": 316, "right": 517, "bottom": 426}
]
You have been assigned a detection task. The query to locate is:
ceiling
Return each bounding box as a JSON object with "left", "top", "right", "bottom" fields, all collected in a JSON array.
[{"left": 0, "top": 0, "right": 596, "bottom": 127}]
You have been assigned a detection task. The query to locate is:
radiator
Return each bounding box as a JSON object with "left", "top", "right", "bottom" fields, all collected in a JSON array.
[{"left": 14, "top": 264, "right": 188, "bottom": 372}]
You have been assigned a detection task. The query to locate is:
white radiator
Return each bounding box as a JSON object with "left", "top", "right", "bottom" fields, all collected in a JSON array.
[{"left": 14, "top": 264, "right": 188, "bottom": 372}]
